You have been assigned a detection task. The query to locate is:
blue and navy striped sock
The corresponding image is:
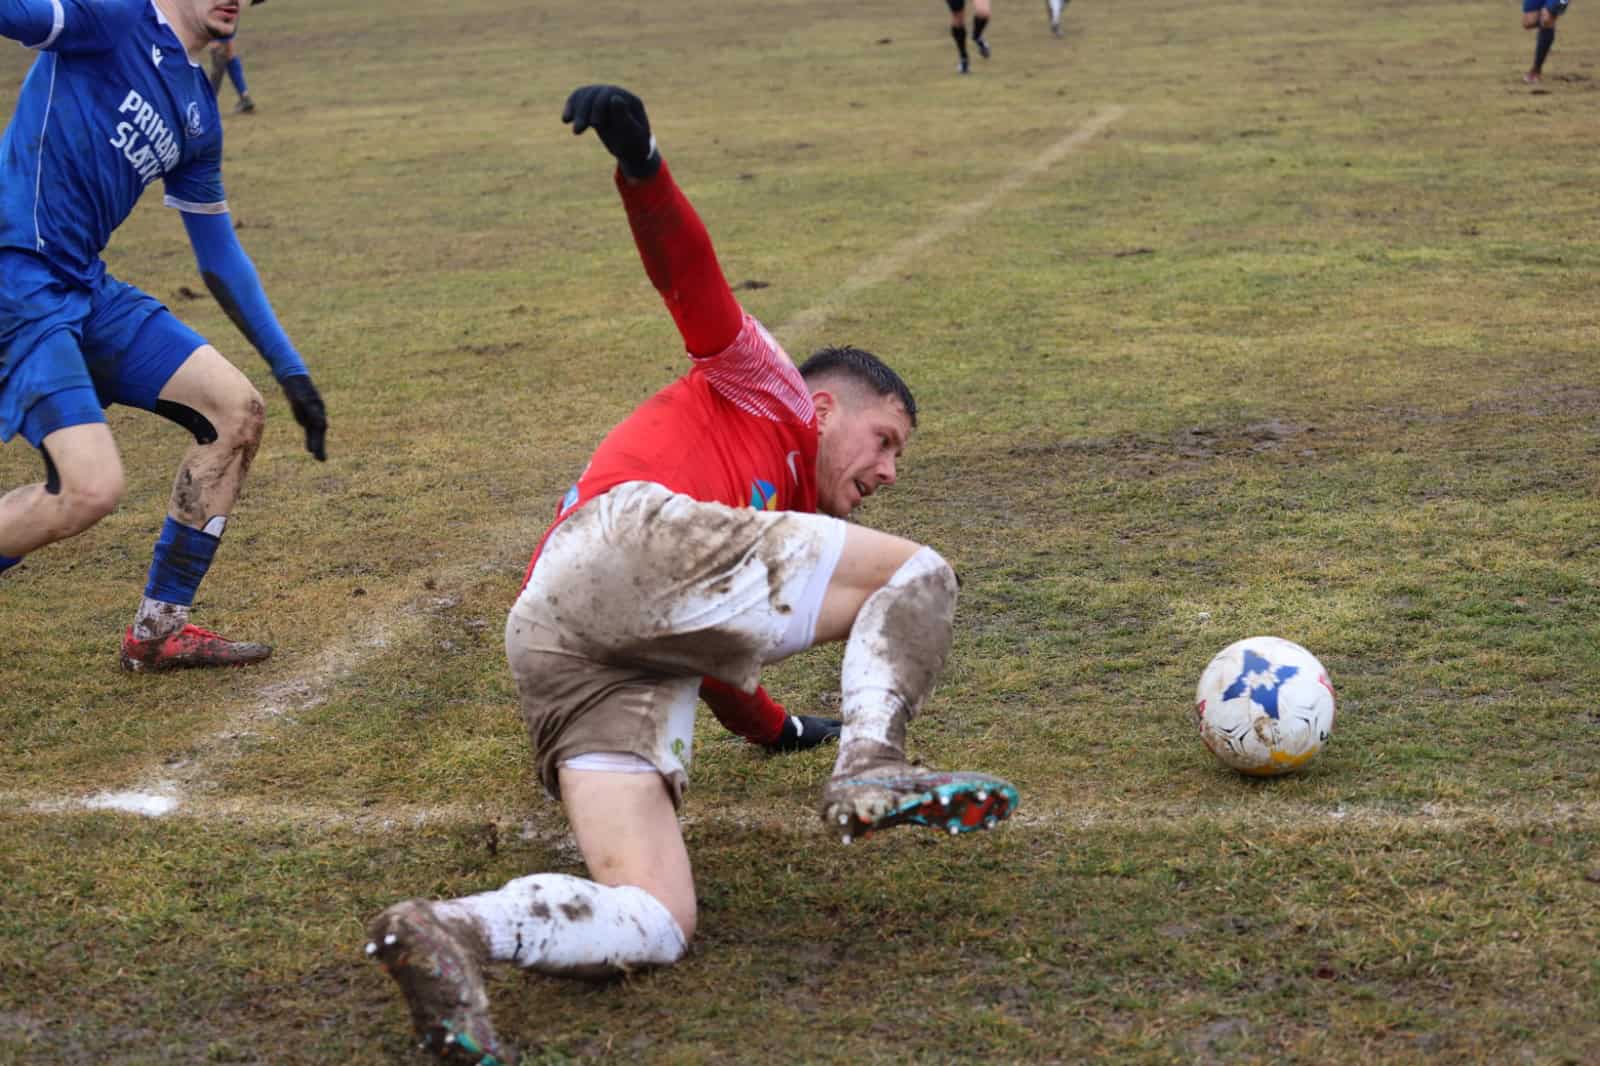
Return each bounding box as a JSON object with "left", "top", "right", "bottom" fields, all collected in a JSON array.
[{"left": 144, "top": 517, "right": 221, "bottom": 606}]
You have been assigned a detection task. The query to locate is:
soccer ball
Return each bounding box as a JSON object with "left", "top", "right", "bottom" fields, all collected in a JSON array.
[{"left": 1193, "top": 636, "right": 1335, "bottom": 776}]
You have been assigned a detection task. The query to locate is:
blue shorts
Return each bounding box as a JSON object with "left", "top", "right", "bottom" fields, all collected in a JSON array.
[
  {"left": 1523, "top": 0, "right": 1569, "bottom": 15},
  {"left": 0, "top": 250, "right": 208, "bottom": 447}
]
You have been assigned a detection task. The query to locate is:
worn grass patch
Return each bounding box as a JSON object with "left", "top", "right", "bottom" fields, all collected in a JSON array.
[{"left": 3, "top": 0, "right": 1599, "bottom": 1062}]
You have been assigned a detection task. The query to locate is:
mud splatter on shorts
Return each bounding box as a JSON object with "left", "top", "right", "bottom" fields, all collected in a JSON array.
[{"left": 507, "top": 481, "right": 848, "bottom": 807}]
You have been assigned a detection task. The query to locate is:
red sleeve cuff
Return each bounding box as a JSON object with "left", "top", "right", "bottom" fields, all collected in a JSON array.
[{"left": 699, "top": 677, "right": 786, "bottom": 746}]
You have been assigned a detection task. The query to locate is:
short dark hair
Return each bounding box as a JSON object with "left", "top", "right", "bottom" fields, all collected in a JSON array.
[{"left": 798, "top": 345, "right": 918, "bottom": 428}]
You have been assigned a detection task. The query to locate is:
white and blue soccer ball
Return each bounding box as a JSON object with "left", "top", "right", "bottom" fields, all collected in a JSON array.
[{"left": 1193, "top": 636, "right": 1336, "bottom": 776}]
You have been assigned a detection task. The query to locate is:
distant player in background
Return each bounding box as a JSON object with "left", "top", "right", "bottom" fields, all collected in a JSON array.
[
  {"left": 364, "top": 84, "right": 1018, "bottom": 1064},
  {"left": 1521, "top": 0, "right": 1570, "bottom": 84},
  {"left": 947, "top": 0, "right": 992, "bottom": 74},
  {"left": 208, "top": 0, "right": 266, "bottom": 113},
  {"left": 0, "top": 0, "right": 329, "bottom": 670},
  {"left": 1046, "top": 0, "right": 1068, "bottom": 38}
]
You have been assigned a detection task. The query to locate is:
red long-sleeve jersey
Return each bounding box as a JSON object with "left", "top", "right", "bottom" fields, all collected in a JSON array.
[{"left": 523, "top": 161, "right": 819, "bottom": 745}]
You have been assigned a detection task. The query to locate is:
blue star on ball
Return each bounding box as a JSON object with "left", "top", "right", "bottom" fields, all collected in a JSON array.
[{"left": 1221, "top": 649, "right": 1299, "bottom": 719}]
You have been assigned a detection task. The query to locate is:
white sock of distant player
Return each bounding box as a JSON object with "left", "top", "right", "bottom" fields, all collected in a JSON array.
[
  {"left": 833, "top": 547, "right": 957, "bottom": 776},
  {"left": 1047, "top": 0, "right": 1064, "bottom": 27},
  {"left": 439, "top": 873, "right": 686, "bottom": 977}
]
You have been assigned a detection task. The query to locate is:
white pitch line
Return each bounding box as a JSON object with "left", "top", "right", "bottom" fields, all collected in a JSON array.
[
  {"left": 51, "top": 544, "right": 534, "bottom": 819},
  {"left": 775, "top": 106, "right": 1127, "bottom": 341},
  {"left": 23, "top": 109, "right": 1127, "bottom": 823},
  {"left": 12, "top": 791, "right": 1600, "bottom": 837}
]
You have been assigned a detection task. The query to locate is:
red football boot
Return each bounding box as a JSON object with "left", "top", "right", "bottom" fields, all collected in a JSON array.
[{"left": 120, "top": 624, "right": 273, "bottom": 672}]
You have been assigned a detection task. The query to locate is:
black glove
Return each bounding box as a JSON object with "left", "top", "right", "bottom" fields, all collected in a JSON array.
[
  {"left": 280, "top": 373, "right": 327, "bottom": 461},
  {"left": 561, "top": 84, "right": 661, "bottom": 180}
]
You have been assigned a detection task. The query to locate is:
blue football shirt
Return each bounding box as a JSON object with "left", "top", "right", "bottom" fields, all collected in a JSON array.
[{"left": 0, "top": 0, "right": 226, "bottom": 287}]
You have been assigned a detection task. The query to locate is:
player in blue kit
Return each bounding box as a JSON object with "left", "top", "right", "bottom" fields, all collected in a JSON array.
[
  {"left": 207, "top": 0, "right": 265, "bottom": 114},
  {"left": 0, "top": 0, "right": 329, "bottom": 671},
  {"left": 1521, "top": 0, "right": 1571, "bottom": 84}
]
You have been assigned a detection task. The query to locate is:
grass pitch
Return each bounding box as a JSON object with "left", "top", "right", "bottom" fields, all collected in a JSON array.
[{"left": 2, "top": 1, "right": 1598, "bottom": 1062}]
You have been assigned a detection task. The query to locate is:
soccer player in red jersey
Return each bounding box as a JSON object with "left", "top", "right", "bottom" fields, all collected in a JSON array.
[{"left": 365, "top": 85, "right": 1018, "bottom": 1064}]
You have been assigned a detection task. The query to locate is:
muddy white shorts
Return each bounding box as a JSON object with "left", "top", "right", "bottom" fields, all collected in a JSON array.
[{"left": 507, "top": 481, "right": 848, "bottom": 807}]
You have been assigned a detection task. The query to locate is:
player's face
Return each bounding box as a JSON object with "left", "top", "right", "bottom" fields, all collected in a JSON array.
[
  {"left": 195, "top": 1, "right": 243, "bottom": 40},
  {"left": 813, "top": 389, "right": 911, "bottom": 518}
]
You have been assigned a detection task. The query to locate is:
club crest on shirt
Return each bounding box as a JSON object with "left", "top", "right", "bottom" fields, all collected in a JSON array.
[
  {"left": 185, "top": 101, "right": 204, "bottom": 139},
  {"left": 558, "top": 483, "right": 581, "bottom": 517},
  {"left": 749, "top": 478, "right": 779, "bottom": 510}
]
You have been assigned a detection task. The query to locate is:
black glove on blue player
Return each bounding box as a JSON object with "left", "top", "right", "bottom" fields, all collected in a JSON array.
[
  {"left": 280, "top": 373, "right": 327, "bottom": 462},
  {"left": 561, "top": 84, "right": 661, "bottom": 180}
]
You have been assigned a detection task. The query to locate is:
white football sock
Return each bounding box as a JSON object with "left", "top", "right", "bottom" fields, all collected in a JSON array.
[
  {"left": 834, "top": 546, "right": 958, "bottom": 776},
  {"left": 441, "top": 873, "right": 686, "bottom": 978},
  {"left": 132, "top": 598, "right": 189, "bottom": 641}
]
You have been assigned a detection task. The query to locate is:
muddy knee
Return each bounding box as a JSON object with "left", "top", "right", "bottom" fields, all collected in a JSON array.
[
  {"left": 896, "top": 546, "right": 959, "bottom": 628},
  {"left": 220, "top": 388, "right": 266, "bottom": 454},
  {"left": 845, "top": 546, "right": 959, "bottom": 723},
  {"left": 156, "top": 381, "right": 263, "bottom": 454},
  {"left": 861, "top": 546, "right": 957, "bottom": 652}
]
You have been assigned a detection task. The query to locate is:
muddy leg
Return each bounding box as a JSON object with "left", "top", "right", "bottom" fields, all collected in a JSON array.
[
  {"left": 820, "top": 547, "right": 1019, "bottom": 840},
  {"left": 832, "top": 546, "right": 957, "bottom": 777}
]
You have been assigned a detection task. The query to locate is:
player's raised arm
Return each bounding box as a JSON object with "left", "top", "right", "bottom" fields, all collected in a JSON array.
[
  {"left": 180, "top": 210, "right": 328, "bottom": 461},
  {"left": 562, "top": 84, "right": 742, "bottom": 358},
  {"left": 0, "top": 0, "right": 91, "bottom": 47},
  {"left": 0, "top": 0, "right": 56, "bottom": 45},
  {"left": 0, "top": 0, "right": 123, "bottom": 50}
]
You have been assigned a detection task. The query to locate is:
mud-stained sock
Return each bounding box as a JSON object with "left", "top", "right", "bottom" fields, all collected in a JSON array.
[
  {"left": 833, "top": 547, "right": 958, "bottom": 777},
  {"left": 133, "top": 597, "right": 191, "bottom": 641},
  {"left": 442, "top": 873, "right": 686, "bottom": 977},
  {"left": 0, "top": 554, "right": 20, "bottom": 576},
  {"left": 951, "top": 24, "right": 968, "bottom": 61},
  {"left": 1534, "top": 26, "right": 1555, "bottom": 72}
]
